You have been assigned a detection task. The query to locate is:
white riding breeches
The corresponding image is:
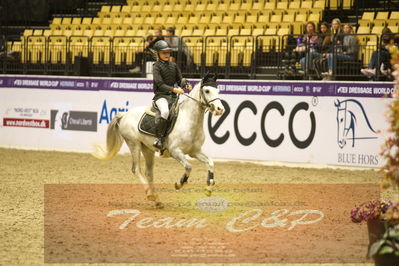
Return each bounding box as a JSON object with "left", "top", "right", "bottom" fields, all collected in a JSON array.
[{"left": 155, "top": 98, "right": 170, "bottom": 120}]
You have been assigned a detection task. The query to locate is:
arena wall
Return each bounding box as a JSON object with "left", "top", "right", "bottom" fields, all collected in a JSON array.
[{"left": 0, "top": 74, "right": 395, "bottom": 168}]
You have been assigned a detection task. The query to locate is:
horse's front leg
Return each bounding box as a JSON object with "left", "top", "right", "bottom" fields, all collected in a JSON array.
[
  {"left": 170, "top": 148, "right": 192, "bottom": 190},
  {"left": 192, "top": 151, "right": 215, "bottom": 196}
]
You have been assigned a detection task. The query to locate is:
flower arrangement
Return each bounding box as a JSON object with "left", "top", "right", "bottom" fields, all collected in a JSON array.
[
  {"left": 351, "top": 200, "right": 393, "bottom": 223},
  {"left": 379, "top": 87, "right": 399, "bottom": 191}
]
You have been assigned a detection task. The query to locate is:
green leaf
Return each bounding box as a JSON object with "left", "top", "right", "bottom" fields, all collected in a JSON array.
[
  {"left": 395, "top": 251, "right": 399, "bottom": 256},
  {"left": 369, "top": 240, "right": 385, "bottom": 257},
  {"left": 380, "top": 246, "right": 394, "bottom": 255}
]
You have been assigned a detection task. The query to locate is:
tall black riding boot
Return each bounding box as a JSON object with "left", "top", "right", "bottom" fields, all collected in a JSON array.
[{"left": 153, "top": 116, "right": 168, "bottom": 150}]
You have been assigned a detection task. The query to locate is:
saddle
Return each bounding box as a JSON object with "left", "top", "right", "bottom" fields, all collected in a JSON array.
[{"left": 138, "top": 101, "right": 180, "bottom": 137}]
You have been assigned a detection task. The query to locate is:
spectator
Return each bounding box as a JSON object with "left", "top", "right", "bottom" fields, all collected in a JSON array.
[
  {"left": 361, "top": 27, "right": 398, "bottom": 79},
  {"left": 298, "top": 22, "right": 319, "bottom": 74},
  {"left": 321, "top": 23, "right": 358, "bottom": 80},
  {"left": 299, "top": 22, "right": 332, "bottom": 77},
  {"left": 165, "top": 27, "right": 193, "bottom": 68},
  {"left": 129, "top": 28, "right": 164, "bottom": 73},
  {"left": 314, "top": 18, "right": 344, "bottom": 79}
]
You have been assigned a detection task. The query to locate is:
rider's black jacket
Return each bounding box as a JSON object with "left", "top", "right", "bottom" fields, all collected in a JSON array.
[{"left": 152, "top": 60, "right": 182, "bottom": 102}]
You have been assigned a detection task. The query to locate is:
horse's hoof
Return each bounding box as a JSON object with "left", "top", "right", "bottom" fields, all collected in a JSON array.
[
  {"left": 175, "top": 182, "right": 186, "bottom": 190},
  {"left": 204, "top": 188, "right": 212, "bottom": 197},
  {"left": 147, "top": 194, "right": 156, "bottom": 201},
  {"left": 155, "top": 201, "right": 164, "bottom": 209}
]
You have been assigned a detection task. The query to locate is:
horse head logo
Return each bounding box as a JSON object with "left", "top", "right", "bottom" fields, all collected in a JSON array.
[{"left": 334, "top": 99, "right": 377, "bottom": 148}]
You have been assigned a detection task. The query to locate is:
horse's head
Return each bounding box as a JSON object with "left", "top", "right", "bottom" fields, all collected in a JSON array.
[
  {"left": 200, "top": 73, "right": 224, "bottom": 116},
  {"left": 335, "top": 99, "right": 346, "bottom": 148}
]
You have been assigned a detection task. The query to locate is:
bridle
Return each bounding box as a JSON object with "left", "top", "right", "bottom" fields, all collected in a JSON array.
[{"left": 183, "top": 81, "right": 221, "bottom": 110}]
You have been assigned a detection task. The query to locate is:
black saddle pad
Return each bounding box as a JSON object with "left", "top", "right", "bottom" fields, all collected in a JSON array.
[
  {"left": 138, "top": 113, "right": 156, "bottom": 136},
  {"left": 138, "top": 104, "right": 179, "bottom": 137}
]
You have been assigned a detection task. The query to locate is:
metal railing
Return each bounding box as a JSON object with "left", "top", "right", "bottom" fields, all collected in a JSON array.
[{"left": 1, "top": 33, "right": 393, "bottom": 80}]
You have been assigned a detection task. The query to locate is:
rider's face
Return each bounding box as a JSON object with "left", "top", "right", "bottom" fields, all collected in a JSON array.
[{"left": 158, "top": 50, "right": 170, "bottom": 61}]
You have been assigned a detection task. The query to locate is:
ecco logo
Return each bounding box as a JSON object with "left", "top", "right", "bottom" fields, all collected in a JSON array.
[{"left": 208, "top": 100, "right": 316, "bottom": 149}]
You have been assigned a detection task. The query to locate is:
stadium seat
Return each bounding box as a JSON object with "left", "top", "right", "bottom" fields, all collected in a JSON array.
[
  {"left": 81, "top": 17, "right": 92, "bottom": 25},
  {"left": 184, "top": 36, "right": 203, "bottom": 65},
  {"left": 229, "top": 2, "right": 241, "bottom": 12},
  {"left": 289, "top": 1, "right": 301, "bottom": 9},
  {"left": 264, "top": 1, "right": 276, "bottom": 10},
  {"left": 177, "top": 15, "right": 188, "bottom": 25},
  {"left": 71, "top": 17, "right": 81, "bottom": 25},
  {"left": 276, "top": 1, "right": 288, "bottom": 10},
  {"left": 371, "top": 26, "right": 384, "bottom": 35},
  {"left": 210, "top": 14, "right": 222, "bottom": 25},
  {"left": 199, "top": 14, "right": 211, "bottom": 24},
  {"left": 181, "top": 28, "right": 193, "bottom": 36},
  {"left": 92, "top": 37, "right": 111, "bottom": 64},
  {"left": 252, "top": 27, "right": 264, "bottom": 36},
  {"left": 343, "top": 0, "right": 354, "bottom": 9},
  {"left": 240, "top": 1, "right": 251, "bottom": 10},
  {"left": 251, "top": 1, "right": 264, "bottom": 11},
  {"left": 258, "top": 13, "right": 270, "bottom": 24},
  {"left": 61, "top": 17, "right": 72, "bottom": 25},
  {"left": 301, "top": 0, "right": 313, "bottom": 9},
  {"left": 215, "top": 27, "right": 228, "bottom": 35},
  {"left": 48, "top": 36, "right": 67, "bottom": 64},
  {"left": 246, "top": 14, "right": 258, "bottom": 26},
  {"left": 204, "top": 28, "right": 216, "bottom": 36},
  {"left": 188, "top": 14, "right": 200, "bottom": 25},
  {"left": 390, "top": 11, "right": 399, "bottom": 20},
  {"left": 192, "top": 27, "right": 205, "bottom": 36},
  {"left": 195, "top": 2, "right": 207, "bottom": 12},
  {"left": 26, "top": 36, "right": 46, "bottom": 63},
  {"left": 374, "top": 12, "right": 389, "bottom": 27},
  {"left": 308, "top": 13, "right": 321, "bottom": 24},
  {"left": 359, "top": 11, "right": 374, "bottom": 26},
  {"left": 233, "top": 13, "right": 246, "bottom": 26},
  {"left": 388, "top": 25, "right": 399, "bottom": 33},
  {"left": 313, "top": 0, "right": 326, "bottom": 9},
  {"left": 69, "top": 36, "right": 89, "bottom": 63},
  {"left": 221, "top": 13, "right": 234, "bottom": 25}
]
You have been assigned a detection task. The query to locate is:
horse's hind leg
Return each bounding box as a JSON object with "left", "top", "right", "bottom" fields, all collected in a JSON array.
[
  {"left": 192, "top": 151, "right": 215, "bottom": 196},
  {"left": 141, "top": 143, "right": 155, "bottom": 183},
  {"left": 125, "top": 140, "right": 155, "bottom": 201},
  {"left": 170, "top": 149, "right": 192, "bottom": 190}
]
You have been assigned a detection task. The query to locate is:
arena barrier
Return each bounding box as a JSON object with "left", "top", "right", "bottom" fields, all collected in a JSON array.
[{"left": 0, "top": 74, "right": 395, "bottom": 168}]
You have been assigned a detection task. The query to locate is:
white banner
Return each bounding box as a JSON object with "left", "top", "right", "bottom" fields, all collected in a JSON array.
[{"left": 0, "top": 83, "right": 392, "bottom": 168}]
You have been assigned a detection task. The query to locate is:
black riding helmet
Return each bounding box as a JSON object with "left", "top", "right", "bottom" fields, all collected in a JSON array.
[{"left": 153, "top": 40, "right": 172, "bottom": 52}]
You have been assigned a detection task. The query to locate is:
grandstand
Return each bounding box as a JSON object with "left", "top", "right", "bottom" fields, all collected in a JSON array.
[{"left": 1, "top": 0, "right": 399, "bottom": 80}]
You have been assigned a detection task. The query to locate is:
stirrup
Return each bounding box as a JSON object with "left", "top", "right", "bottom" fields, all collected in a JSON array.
[{"left": 153, "top": 138, "right": 163, "bottom": 150}]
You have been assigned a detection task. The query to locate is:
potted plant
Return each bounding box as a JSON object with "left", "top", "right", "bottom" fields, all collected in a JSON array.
[
  {"left": 351, "top": 200, "right": 393, "bottom": 252},
  {"left": 349, "top": 70, "right": 399, "bottom": 265}
]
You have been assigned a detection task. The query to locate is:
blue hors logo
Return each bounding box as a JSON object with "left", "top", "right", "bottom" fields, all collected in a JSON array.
[{"left": 334, "top": 99, "right": 377, "bottom": 148}]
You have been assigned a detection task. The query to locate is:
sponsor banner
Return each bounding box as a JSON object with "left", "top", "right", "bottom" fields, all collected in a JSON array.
[
  {"left": 203, "top": 95, "right": 389, "bottom": 167},
  {"left": 0, "top": 76, "right": 392, "bottom": 167},
  {"left": 0, "top": 75, "right": 395, "bottom": 97},
  {"left": 50, "top": 110, "right": 97, "bottom": 132},
  {"left": 3, "top": 118, "right": 49, "bottom": 128},
  {"left": 44, "top": 183, "right": 378, "bottom": 263}
]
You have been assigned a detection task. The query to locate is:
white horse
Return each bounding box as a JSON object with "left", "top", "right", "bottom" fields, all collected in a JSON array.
[{"left": 93, "top": 74, "right": 225, "bottom": 205}]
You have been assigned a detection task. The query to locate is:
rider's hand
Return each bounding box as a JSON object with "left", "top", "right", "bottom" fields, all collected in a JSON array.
[
  {"left": 172, "top": 87, "right": 184, "bottom": 94},
  {"left": 186, "top": 84, "right": 192, "bottom": 91}
]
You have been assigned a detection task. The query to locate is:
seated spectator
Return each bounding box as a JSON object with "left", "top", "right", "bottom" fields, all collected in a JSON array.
[
  {"left": 361, "top": 27, "right": 398, "bottom": 79},
  {"left": 129, "top": 28, "right": 164, "bottom": 73},
  {"left": 165, "top": 27, "right": 193, "bottom": 68},
  {"left": 299, "top": 22, "right": 331, "bottom": 76},
  {"left": 322, "top": 23, "right": 358, "bottom": 80},
  {"left": 314, "top": 18, "right": 344, "bottom": 79},
  {"left": 298, "top": 22, "right": 319, "bottom": 73}
]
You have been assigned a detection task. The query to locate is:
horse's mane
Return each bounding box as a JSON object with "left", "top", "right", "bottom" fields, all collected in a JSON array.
[{"left": 180, "top": 81, "right": 201, "bottom": 106}]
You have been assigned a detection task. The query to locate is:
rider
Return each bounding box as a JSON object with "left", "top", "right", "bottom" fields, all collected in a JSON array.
[{"left": 152, "top": 40, "right": 192, "bottom": 151}]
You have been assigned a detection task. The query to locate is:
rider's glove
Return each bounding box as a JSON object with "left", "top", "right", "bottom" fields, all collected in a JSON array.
[{"left": 172, "top": 88, "right": 184, "bottom": 94}]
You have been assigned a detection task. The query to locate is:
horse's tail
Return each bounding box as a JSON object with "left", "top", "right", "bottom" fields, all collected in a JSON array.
[{"left": 92, "top": 112, "right": 125, "bottom": 160}]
